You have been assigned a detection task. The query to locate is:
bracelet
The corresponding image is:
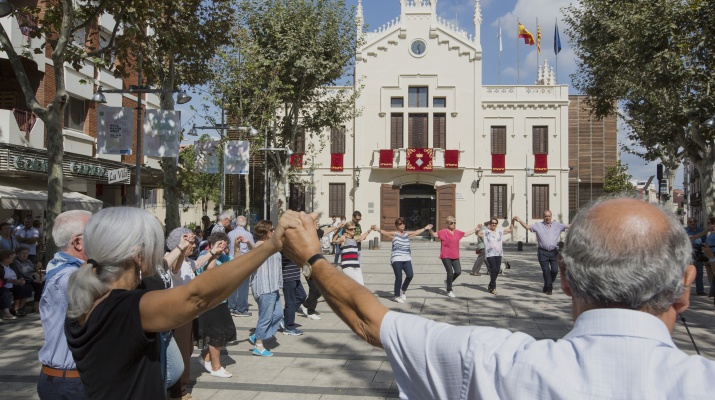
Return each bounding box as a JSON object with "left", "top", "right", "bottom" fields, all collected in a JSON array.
[
  {"left": 177, "top": 246, "right": 187, "bottom": 252},
  {"left": 209, "top": 250, "right": 218, "bottom": 256}
]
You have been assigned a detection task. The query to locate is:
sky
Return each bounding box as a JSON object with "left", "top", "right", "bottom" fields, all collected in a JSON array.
[{"left": 177, "top": 0, "right": 681, "bottom": 187}]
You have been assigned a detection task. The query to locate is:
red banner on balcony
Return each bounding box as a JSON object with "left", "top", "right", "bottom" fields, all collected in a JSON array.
[
  {"left": 444, "top": 150, "right": 459, "bottom": 168},
  {"left": 290, "top": 153, "right": 303, "bottom": 171},
  {"left": 534, "top": 154, "right": 548, "bottom": 173},
  {"left": 379, "top": 149, "right": 394, "bottom": 168},
  {"left": 492, "top": 154, "right": 505, "bottom": 173},
  {"left": 330, "top": 153, "right": 344, "bottom": 172},
  {"left": 406, "top": 148, "right": 433, "bottom": 171}
]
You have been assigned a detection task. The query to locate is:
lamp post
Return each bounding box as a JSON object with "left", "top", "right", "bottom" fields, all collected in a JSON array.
[
  {"left": 92, "top": 62, "right": 191, "bottom": 208},
  {"left": 524, "top": 156, "right": 534, "bottom": 243},
  {"left": 257, "top": 139, "right": 293, "bottom": 220}
]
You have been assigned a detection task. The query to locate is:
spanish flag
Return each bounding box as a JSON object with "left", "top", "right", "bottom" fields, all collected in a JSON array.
[
  {"left": 537, "top": 24, "right": 541, "bottom": 53},
  {"left": 518, "top": 23, "right": 535, "bottom": 46}
]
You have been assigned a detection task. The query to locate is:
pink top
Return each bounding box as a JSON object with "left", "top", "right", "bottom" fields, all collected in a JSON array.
[{"left": 437, "top": 229, "right": 465, "bottom": 259}]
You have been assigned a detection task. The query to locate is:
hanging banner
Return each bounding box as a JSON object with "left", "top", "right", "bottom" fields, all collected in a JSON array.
[
  {"left": 96, "top": 106, "right": 134, "bottom": 155},
  {"left": 143, "top": 110, "right": 181, "bottom": 157},
  {"left": 194, "top": 139, "right": 219, "bottom": 174},
  {"left": 224, "top": 140, "right": 250, "bottom": 175},
  {"left": 406, "top": 148, "right": 433, "bottom": 171}
]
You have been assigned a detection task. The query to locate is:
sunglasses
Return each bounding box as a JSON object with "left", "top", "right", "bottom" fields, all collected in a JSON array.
[
  {"left": 489, "top": 222, "right": 497, "bottom": 225},
  {"left": 447, "top": 221, "right": 455, "bottom": 225},
  {"left": 346, "top": 228, "right": 355, "bottom": 231}
]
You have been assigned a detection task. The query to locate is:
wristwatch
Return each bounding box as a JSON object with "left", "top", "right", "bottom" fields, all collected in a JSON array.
[{"left": 302, "top": 254, "right": 326, "bottom": 280}]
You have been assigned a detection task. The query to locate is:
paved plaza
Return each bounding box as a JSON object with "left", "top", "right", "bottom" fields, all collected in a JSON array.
[{"left": 1, "top": 242, "right": 714, "bottom": 399}]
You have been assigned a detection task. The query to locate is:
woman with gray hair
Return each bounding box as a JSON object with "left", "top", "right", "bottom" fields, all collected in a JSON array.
[{"left": 64, "top": 207, "right": 290, "bottom": 399}]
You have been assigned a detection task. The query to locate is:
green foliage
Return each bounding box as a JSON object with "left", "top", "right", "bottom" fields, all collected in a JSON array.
[
  {"left": 603, "top": 160, "right": 636, "bottom": 194},
  {"left": 178, "top": 140, "right": 220, "bottom": 213}
]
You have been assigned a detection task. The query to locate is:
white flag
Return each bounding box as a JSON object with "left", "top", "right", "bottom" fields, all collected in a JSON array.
[
  {"left": 97, "top": 106, "right": 134, "bottom": 155},
  {"left": 143, "top": 110, "right": 181, "bottom": 157},
  {"left": 194, "top": 139, "right": 219, "bottom": 174},
  {"left": 224, "top": 140, "right": 250, "bottom": 175}
]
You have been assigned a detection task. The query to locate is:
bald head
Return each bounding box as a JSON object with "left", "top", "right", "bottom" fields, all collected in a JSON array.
[{"left": 561, "top": 197, "right": 691, "bottom": 314}]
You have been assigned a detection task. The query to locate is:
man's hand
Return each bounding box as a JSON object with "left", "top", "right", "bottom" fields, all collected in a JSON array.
[{"left": 281, "top": 211, "right": 322, "bottom": 266}]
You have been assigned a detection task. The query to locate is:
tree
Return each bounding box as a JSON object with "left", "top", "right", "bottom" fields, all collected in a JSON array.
[
  {"left": 177, "top": 139, "right": 219, "bottom": 216},
  {"left": 603, "top": 160, "right": 635, "bottom": 194},
  {"left": 564, "top": 0, "right": 715, "bottom": 215},
  {"left": 214, "top": 0, "right": 361, "bottom": 188}
]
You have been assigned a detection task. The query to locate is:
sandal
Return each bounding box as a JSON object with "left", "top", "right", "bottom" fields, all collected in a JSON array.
[{"left": 209, "top": 367, "right": 232, "bottom": 378}]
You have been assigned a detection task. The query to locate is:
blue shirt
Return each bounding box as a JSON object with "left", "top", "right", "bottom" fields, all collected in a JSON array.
[
  {"left": 38, "top": 251, "right": 85, "bottom": 369},
  {"left": 228, "top": 226, "right": 254, "bottom": 256},
  {"left": 196, "top": 250, "right": 232, "bottom": 303},
  {"left": 685, "top": 226, "right": 705, "bottom": 247},
  {"left": 530, "top": 221, "right": 568, "bottom": 251},
  {"left": 381, "top": 308, "right": 715, "bottom": 399}
]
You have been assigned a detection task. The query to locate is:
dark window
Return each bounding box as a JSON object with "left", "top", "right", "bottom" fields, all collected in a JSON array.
[
  {"left": 533, "top": 126, "right": 548, "bottom": 154},
  {"left": 391, "top": 97, "right": 404, "bottom": 108},
  {"left": 293, "top": 126, "right": 306, "bottom": 154},
  {"left": 433, "top": 113, "right": 446, "bottom": 149},
  {"left": 532, "top": 184, "right": 549, "bottom": 217},
  {"left": 491, "top": 126, "right": 506, "bottom": 154},
  {"left": 64, "top": 96, "right": 87, "bottom": 131},
  {"left": 391, "top": 113, "right": 404, "bottom": 149},
  {"left": 433, "top": 97, "right": 446, "bottom": 108},
  {"left": 329, "top": 183, "right": 346, "bottom": 218},
  {"left": 289, "top": 183, "right": 306, "bottom": 212},
  {"left": 330, "top": 126, "right": 345, "bottom": 154},
  {"left": 408, "top": 113, "right": 428, "bottom": 148},
  {"left": 490, "top": 184, "right": 508, "bottom": 219},
  {"left": 408, "top": 87, "right": 428, "bottom": 107}
]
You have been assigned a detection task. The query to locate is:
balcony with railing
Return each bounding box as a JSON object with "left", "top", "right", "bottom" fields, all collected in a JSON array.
[{"left": 369, "top": 148, "right": 464, "bottom": 170}]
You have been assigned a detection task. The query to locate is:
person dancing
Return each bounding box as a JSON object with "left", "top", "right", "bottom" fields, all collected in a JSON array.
[
  {"left": 477, "top": 217, "right": 513, "bottom": 295},
  {"left": 333, "top": 221, "right": 374, "bottom": 285},
  {"left": 429, "top": 216, "right": 478, "bottom": 298},
  {"left": 373, "top": 219, "right": 432, "bottom": 303}
]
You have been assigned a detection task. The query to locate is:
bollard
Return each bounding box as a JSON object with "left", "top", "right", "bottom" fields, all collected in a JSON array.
[
  {"left": 517, "top": 241, "right": 523, "bottom": 251},
  {"left": 373, "top": 238, "right": 379, "bottom": 249}
]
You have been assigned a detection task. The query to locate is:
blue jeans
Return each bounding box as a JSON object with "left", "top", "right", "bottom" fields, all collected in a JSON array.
[
  {"left": 228, "top": 278, "right": 250, "bottom": 313},
  {"left": 164, "top": 332, "right": 183, "bottom": 389},
  {"left": 37, "top": 371, "right": 85, "bottom": 400},
  {"left": 391, "top": 260, "right": 414, "bottom": 297},
  {"left": 282, "top": 280, "right": 307, "bottom": 330},
  {"left": 333, "top": 245, "right": 341, "bottom": 265},
  {"left": 694, "top": 261, "right": 705, "bottom": 293},
  {"left": 255, "top": 291, "right": 283, "bottom": 341}
]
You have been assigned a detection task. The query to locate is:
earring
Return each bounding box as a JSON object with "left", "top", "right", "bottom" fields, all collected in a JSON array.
[{"left": 139, "top": 269, "right": 143, "bottom": 280}]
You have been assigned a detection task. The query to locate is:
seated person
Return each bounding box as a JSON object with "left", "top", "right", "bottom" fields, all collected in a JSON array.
[
  {"left": 12, "top": 246, "right": 43, "bottom": 313},
  {"left": 0, "top": 249, "right": 32, "bottom": 316}
]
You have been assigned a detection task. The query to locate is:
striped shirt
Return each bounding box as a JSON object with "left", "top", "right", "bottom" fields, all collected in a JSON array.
[
  {"left": 250, "top": 252, "right": 283, "bottom": 299},
  {"left": 281, "top": 252, "right": 301, "bottom": 282},
  {"left": 340, "top": 238, "right": 360, "bottom": 269},
  {"left": 391, "top": 232, "right": 411, "bottom": 263}
]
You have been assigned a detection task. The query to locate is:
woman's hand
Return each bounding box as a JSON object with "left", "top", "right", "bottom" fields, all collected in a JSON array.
[
  {"left": 424, "top": 224, "right": 433, "bottom": 230},
  {"left": 211, "top": 240, "right": 227, "bottom": 255},
  {"left": 178, "top": 234, "right": 194, "bottom": 251}
]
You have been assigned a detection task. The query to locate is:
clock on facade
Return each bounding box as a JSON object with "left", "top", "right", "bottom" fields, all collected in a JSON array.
[{"left": 410, "top": 39, "right": 427, "bottom": 56}]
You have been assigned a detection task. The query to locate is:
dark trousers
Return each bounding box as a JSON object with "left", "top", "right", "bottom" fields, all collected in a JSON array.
[
  {"left": 302, "top": 278, "right": 322, "bottom": 314},
  {"left": 538, "top": 248, "right": 560, "bottom": 291},
  {"left": 283, "top": 279, "right": 307, "bottom": 330},
  {"left": 391, "top": 260, "right": 414, "bottom": 297},
  {"left": 485, "top": 256, "right": 502, "bottom": 290},
  {"left": 441, "top": 258, "right": 461, "bottom": 291},
  {"left": 37, "top": 371, "right": 85, "bottom": 400},
  {"left": 168, "top": 321, "right": 193, "bottom": 398}
]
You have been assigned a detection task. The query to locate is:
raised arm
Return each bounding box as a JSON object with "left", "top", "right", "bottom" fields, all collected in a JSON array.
[
  {"left": 164, "top": 234, "right": 194, "bottom": 274},
  {"left": 372, "top": 224, "right": 396, "bottom": 240},
  {"left": 463, "top": 227, "right": 478, "bottom": 237},
  {"left": 139, "top": 213, "right": 301, "bottom": 333},
  {"left": 428, "top": 229, "right": 439, "bottom": 239},
  {"left": 355, "top": 226, "right": 374, "bottom": 242},
  {"left": 407, "top": 224, "right": 433, "bottom": 238},
  {"left": 512, "top": 216, "right": 531, "bottom": 231},
  {"left": 476, "top": 224, "right": 485, "bottom": 237},
  {"left": 282, "top": 211, "right": 389, "bottom": 348},
  {"left": 323, "top": 222, "right": 344, "bottom": 236},
  {"left": 689, "top": 229, "right": 709, "bottom": 241}
]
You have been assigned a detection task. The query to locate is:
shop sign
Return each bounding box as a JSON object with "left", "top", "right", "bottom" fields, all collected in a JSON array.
[
  {"left": 13, "top": 156, "right": 48, "bottom": 172},
  {"left": 12, "top": 156, "right": 108, "bottom": 178}
]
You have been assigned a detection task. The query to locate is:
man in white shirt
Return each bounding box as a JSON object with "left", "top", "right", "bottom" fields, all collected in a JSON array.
[
  {"left": 15, "top": 216, "right": 40, "bottom": 263},
  {"left": 280, "top": 198, "right": 714, "bottom": 399}
]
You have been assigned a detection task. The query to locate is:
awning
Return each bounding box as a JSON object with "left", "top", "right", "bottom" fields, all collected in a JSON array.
[{"left": 0, "top": 185, "right": 103, "bottom": 213}]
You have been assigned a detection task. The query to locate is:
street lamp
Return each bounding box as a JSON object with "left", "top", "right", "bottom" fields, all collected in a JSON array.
[
  {"left": 471, "top": 167, "right": 484, "bottom": 193},
  {"left": 91, "top": 81, "right": 191, "bottom": 208},
  {"left": 524, "top": 162, "right": 534, "bottom": 244},
  {"left": 190, "top": 123, "right": 258, "bottom": 213},
  {"left": 0, "top": 0, "right": 14, "bottom": 18}
]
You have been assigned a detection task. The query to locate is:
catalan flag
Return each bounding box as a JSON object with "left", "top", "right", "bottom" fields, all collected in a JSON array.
[
  {"left": 518, "top": 23, "right": 535, "bottom": 46},
  {"left": 537, "top": 24, "right": 541, "bottom": 53}
]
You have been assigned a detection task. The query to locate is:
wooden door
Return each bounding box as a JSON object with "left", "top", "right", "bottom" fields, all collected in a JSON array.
[
  {"left": 380, "top": 184, "right": 400, "bottom": 241},
  {"left": 436, "top": 184, "right": 456, "bottom": 232}
]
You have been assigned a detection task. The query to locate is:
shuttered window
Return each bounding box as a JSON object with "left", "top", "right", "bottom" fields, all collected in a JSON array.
[
  {"left": 490, "top": 184, "right": 508, "bottom": 219},
  {"left": 532, "top": 184, "right": 549, "bottom": 217},
  {"left": 391, "top": 113, "right": 404, "bottom": 149},
  {"left": 329, "top": 183, "right": 346, "bottom": 218},
  {"left": 294, "top": 126, "right": 306, "bottom": 154},
  {"left": 433, "top": 113, "right": 446, "bottom": 149},
  {"left": 533, "top": 126, "right": 548, "bottom": 154},
  {"left": 408, "top": 113, "right": 428, "bottom": 148},
  {"left": 491, "top": 126, "right": 506, "bottom": 154},
  {"left": 289, "top": 183, "right": 305, "bottom": 212},
  {"left": 331, "top": 125, "right": 345, "bottom": 154}
]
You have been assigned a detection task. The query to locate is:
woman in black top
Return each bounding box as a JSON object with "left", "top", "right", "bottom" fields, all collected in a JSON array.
[{"left": 64, "top": 207, "right": 291, "bottom": 399}]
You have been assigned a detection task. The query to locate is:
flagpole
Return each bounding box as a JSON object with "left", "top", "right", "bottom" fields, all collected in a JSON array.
[
  {"left": 555, "top": 17, "right": 559, "bottom": 84},
  {"left": 536, "top": 17, "right": 539, "bottom": 77},
  {"left": 517, "top": 19, "right": 520, "bottom": 84},
  {"left": 498, "top": 18, "right": 501, "bottom": 84}
]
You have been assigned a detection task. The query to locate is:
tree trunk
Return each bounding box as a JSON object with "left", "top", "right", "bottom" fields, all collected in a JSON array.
[
  {"left": 696, "top": 155, "right": 715, "bottom": 218},
  {"left": 245, "top": 173, "right": 250, "bottom": 228},
  {"left": 663, "top": 167, "right": 676, "bottom": 207},
  {"left": 161, "top": 59, "right": 180, "bottom": 233},
  {"left": 44, "top": 104, "right": 65, "bottom": 261}
]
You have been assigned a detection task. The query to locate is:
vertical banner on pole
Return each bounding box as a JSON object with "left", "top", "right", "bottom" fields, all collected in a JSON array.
[
  {"left": 194, "top": 139, "right": 219, "bottom": 174},
  {"left": 143, "top": 110, "right": 181, "bottom": 157},
  {"left": 224, "top": 140, "right": 250, "bottom": 175},
  {"left": 97, "top": 106, "right": 134, "bottom": 155}
]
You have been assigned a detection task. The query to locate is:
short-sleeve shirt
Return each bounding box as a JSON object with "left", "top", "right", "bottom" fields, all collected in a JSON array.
[
  {"left": 65, "top": 290, "right": 162, "bottom": 400},
  {"left": 15, "top": 226, "right": 39, "bottom": 255},
  {"left": 170, "top": 258, "right": 197, "bottom": 287},
  {"left": 483, "top": 228, "right": 504, "bottom": 258},
  {"left": 530, "top": 221, "right": 568, "bottom": 251},
  {"left": 437, "top": 229, "right": 465, "bottom": 259}
]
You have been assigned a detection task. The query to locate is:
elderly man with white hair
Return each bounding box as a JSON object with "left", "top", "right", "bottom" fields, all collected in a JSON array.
[
  {"left": 227, "top": 215, "right": 254, "bottom": 317},
  {"left": 211, "top": 210, "right": 235, "bottom": 235},
  {"left": 279, "top": 197, "right": 715, "bottom": 399}
]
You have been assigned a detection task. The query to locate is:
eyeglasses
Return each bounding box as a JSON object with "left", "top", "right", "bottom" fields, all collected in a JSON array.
[
  {"left": 398, "top": 222, "right": 405, "bottom": 226},
  {"left": 346, "top": 228, "right": 355, "bottom": 231},
  {"left": 489, "top": 222, "right": 497, "bottom": 225},
  {"left": 447, "top": 222, "right": 455, "bottom": 225}
]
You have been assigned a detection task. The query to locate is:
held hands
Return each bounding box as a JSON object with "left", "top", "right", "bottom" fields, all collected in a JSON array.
[
  {"left": 281, "top": 211, "right": 322, "bottom": 266},
  {"left": 179, "top": 233, "right": 194, "bottom": 250},
  {"left": 424, "top": 224, "right": 433, "bottom": 230},
  {"left": 211, "top": 240, "right": 228, "bottom": 255},
  {"left": 371, "top": 224, "right": 378, "bottom": 231}
]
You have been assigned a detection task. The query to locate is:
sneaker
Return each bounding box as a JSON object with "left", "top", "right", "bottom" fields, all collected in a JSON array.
[
  {"left": 2, "top": 313, "right": 17, "bottom": 320},
  {"left": 469, "top": 272, "right": 481, "bottom": 276},
  {"left": 196, "top": 356, "right": 212, "bottom": 373},
  {"left": 299, "top": 305, "right": 309, "bottom": 317},
  {"left": 235, "top": 311, "right": 252, "bottom": 317},
  {"left": 306, "top": 313, "right": 321, "bottom": 320},
  {"left": 447, "top": 291, "right": 456, "bottom": 298},
  {"left": 393, "top": 297, "right": 405, "bottom": 303},
  {"left": 282, "top": 328, "right": 304, "bottom": 336},
  {"left": 401, "top": 292, "right": 407, "bottom": 301},
  {"left": 209, "top": 367, "right": 232, "bottom": 378},
  {"left": 248, "top": 334, "right": 256, "bottom": 345},
  {"left": 488, "top": 288, "right": 497, "bottom": 295},
  {"left": 252, "top": 346, "right": 273, "bottom": 357},
  {"left": 230, "top": 309, "right": 240, "bottom": 316},
  {"left": 279, "top": 319, "right": 285, "bottom": 330}
]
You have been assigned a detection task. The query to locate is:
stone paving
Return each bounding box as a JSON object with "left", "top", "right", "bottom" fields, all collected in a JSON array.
[{"left": 1, "top": 242, "right": 714, "bottom": 399}]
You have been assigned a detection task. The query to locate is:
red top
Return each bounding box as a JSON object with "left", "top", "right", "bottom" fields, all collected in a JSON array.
[{"left": 437, "top": 229, "right": 465, "bottom": 259}]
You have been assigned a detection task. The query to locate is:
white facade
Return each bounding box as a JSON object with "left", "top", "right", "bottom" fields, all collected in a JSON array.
[{"left": 285, "top": 0, "right": 570, "bottom": 241}]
